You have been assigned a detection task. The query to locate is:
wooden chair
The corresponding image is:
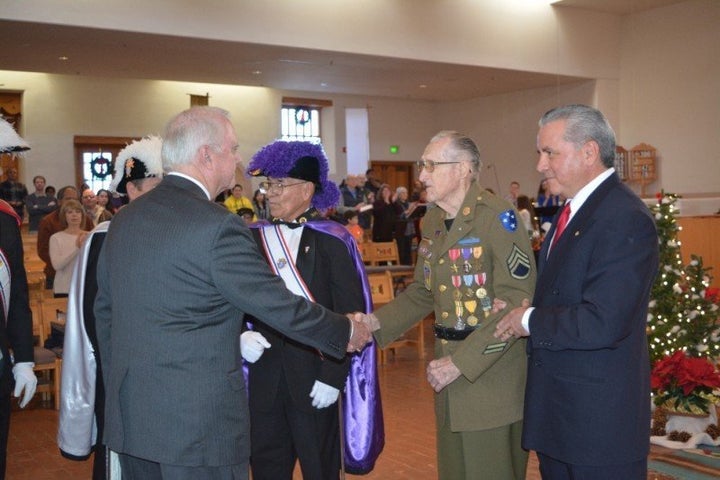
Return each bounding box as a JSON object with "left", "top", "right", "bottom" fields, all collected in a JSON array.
[
  {"left": 368, "top": 271, "right": 425, "bottom": 364},
  {"left": 368, "top": 240, "right": 400, "bottom": 266},
  {"left": 31, "top": 299, "right": 64, "bottom": 409}
]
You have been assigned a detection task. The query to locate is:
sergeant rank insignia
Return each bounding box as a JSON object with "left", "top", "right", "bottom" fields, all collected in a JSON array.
[{"left": 506, "top": 244, "right": 531, "bottom": 280}]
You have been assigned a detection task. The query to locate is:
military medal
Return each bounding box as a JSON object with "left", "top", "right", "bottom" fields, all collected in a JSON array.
[
  {"left": 480, "top": 294, "right": 493, "bottom": 317},
  {"left": 463, "top": 274, "right": 475, "bottom": 297},
  {"left": 454, "top": 300, "right": 465, "bottom": 330},
  {"left": 472, "top": 246, "right": 483, "bottom": 259},
  {"left": 465, "top": 300, "right": 479, "bottom": 326},
  {"left": 461, "top": 248, "right": 472, "bottom": 273},
  {"left": 476, "top": 286, "right": 487, "bottom": 299}
]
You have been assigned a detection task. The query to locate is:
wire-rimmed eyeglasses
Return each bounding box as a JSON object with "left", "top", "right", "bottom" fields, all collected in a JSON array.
[
  {"left": 258, "top": 180, "right": 307, "bottom": 195},
  {"left": 415, "top": 160, "right": 460, "bottom": 173}
]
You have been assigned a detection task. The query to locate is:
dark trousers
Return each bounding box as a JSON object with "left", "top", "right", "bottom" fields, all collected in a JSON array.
[
  {"left": 250, "top": 379, "right": 341, "bottom": 480},
  {"left": 537, "top": 452, "right": 647, "bottom": 480},
  {"left": 119, "top": 453, "right": 248, "bottom": 480},
  {"left": 0, "top": 372, "right": 10, "bottom": 480}
]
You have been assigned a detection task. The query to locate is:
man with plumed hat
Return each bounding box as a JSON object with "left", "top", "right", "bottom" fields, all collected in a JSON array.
[
  {"left": 0, "top": 118, "right": 37, "bottom": 480},
  {"left": 244, "top": 140, "right": 383, "bottom": 478},
  {"left": 58, "top": 135, "right": 163, "bottom": 480},
  {"left": 94, "top": 107, "right": 370, "bottom": 480}
]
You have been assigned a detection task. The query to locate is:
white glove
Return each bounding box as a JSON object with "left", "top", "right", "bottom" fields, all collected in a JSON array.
[
  {"left": 12, "top": 362, "right": 37, "bottom": 408},
  {"left": 240, "top": 331, "right": 271, "bottom": 363},
  {"left": 309, "top": 380, "right": 340, "bottom": 409}
]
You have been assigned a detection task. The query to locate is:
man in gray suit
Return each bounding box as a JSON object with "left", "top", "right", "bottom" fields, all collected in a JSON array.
[{"left": 94, "top": 106, "right": 371, "bottom": 480}]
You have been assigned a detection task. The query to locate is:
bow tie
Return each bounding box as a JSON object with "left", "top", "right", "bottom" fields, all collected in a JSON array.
[{"left": 272, "top": 219, "right": 304, "bottom": 229}]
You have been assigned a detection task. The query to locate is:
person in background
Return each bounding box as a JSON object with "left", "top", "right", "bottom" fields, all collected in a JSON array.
[
  {"left": 337, "top": 175, "right": 371, "bottom": 230},
  {"left": 245, "top": 140, "right": 381, "bottom": 479},
  {"left": 504, "top": 180, "right": 520, "bottom": 207},
  {"left": 495, "top": 104, "right": 658, "bottom": 479},
  {"left": 45, "top": 185, "right": 56, "bottom": 198},
  {"left": 535, "top": 178, "right": 562, "bottom": 229},
  {"left": 251, "top": 189, "right": 269, "bottom": 221},
  {"left": 81, "top": 189, "right": 113, "bottom": 226},
  {"left": 357, "top": 130, "right": 536, "bottom": 480},
  {"left": 94, "top": 106, "right": 371, "bottom": 480},
  {"left": 224, "top": 183, "right": 254, "bottom": 217},
  {"left": 371, "top": 184, "right": 398, "bottom": 242},
  {"left": 236, "top": 207, "right": 254, "bottom": 224},
  {"left": 344, "top": 210, "right": 364, "bottom": 245},
  {"left": 37, "top": 186, "right": 94, "bottom": 290},
  {"left": 25, "top": 175, "right": 58, "bottom": 232},
  {"left": 95, "top": 189, "right": 115, "bottom": 215},
  {"left": 393, "top": 186, "right": 419, "bottom": 266},
  {"left": 58, "top": 135, "right": 164, "bottom": 480},
  {"left": 365, "top": 168, "right": 382, "bottom": 197},
  {"left": 0, "top": 118, "right": 37, "bottom": 480},
  {"left": 0, "top": 167, "right": 28, "bottom": 220},
  {"left": 49, "top": 199, "right": 88, "bottom": 297},
  {"left": 516, "top": 194, "right": 537, "bottom": 237}
]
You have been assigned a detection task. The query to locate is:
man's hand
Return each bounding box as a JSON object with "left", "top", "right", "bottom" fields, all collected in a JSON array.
[
  {"left": 240, "top": 331, "right": 271, "bottom": 363},
  {"left": 309, "top": 380, "right": 340, "bottom": 409},
  {"left": 494, "top": 298, "right": 531, "bottom": 341},
  {"left": 351, "top": 311, "right": 380, "bottom": 331},
  {"left": 12, "top": 362, "right": 37, "bottom": 408},
  {"left": 346, "top": 313, "right": 371, "bottom": 352},
  {"left": 426, "top": 355, "right": 461, "bottom": 392}
]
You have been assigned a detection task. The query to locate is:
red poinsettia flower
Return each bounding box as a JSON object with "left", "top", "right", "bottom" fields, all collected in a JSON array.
[{"left": 651, "top": 351, "right": 720, "bottom": 414}]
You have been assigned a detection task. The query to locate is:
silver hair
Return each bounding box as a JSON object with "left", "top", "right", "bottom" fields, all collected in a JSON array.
[
  {"left": 429, "top": 130, "right": 483, "bottom": 178},
  {"left": 539, "top": 105, "right": 616, "bottom": 168},
  {"left": 162, "top": 106, "right": 231, "bottom": 171},
  {"left": 395, "top": 186, "right": 408, "bottom": 195}
]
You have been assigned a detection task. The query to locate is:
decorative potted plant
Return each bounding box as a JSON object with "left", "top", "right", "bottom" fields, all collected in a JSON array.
[{"left": 651, "top": 350, "right": 720, "bottom": 416}]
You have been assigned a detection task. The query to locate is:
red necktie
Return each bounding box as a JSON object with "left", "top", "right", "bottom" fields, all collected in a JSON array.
[{"left": 550, "top": 203, "right": 571, "bottom": 251}]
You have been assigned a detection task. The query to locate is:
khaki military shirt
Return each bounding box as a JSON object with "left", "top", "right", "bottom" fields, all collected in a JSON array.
[{"left": 374, "top": 182, "right": 536, "bottom": 431}]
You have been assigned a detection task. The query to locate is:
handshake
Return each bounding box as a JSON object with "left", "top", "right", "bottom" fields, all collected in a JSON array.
[
  {"left": 240, "top": 312, "right": 380, "bottom": 364},
  {"left": 346, "top": 312, "right": 381, "bottom": 353}
]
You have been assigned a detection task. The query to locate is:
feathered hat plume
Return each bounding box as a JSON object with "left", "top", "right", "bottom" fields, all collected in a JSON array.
[{"left": 110, "top": 135, "right": 163, "bottom": 194}]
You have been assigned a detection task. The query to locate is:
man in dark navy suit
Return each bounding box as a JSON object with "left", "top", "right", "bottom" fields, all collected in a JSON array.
[{"left": 495, "top": 104, "right": 658, "bottom": 479}]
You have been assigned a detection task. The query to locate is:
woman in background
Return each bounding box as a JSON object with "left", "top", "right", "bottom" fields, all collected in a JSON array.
[
  {"left": 252, "top": 189, "right": 269, "bottom": 221},
  {"left": 49, "top": 199, "right": 89, "bottom": 297}
]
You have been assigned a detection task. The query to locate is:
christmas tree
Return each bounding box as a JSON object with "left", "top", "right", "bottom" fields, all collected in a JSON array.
[{"left": 646, "top": 192, "right": 720, "bottom": 363}]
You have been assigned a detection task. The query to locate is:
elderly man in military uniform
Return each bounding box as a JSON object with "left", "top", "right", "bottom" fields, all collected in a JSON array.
[{"left": 359, "top": 131, "right": 536, "bottom": 480}]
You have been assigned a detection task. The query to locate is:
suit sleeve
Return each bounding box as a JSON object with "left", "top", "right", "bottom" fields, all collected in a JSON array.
[
  {"left": 2, "top": 214, "right": 34, "bottom": 363},
  {"left": 529, "top": 206, "right": 658, "bottom": 350},
  {"left": 212, "top": 215, "right": 351, "bottom": 360}
]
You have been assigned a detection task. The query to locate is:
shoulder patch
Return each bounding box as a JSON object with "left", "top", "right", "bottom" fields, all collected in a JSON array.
[
  {"left": 498, "top": 209, "right": 518, "bottom": 232},
  {"left": 506, "top": 243, "right": 531, "bottom": 280}
]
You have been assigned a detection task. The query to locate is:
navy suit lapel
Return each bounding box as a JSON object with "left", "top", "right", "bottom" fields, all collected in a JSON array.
[{"left": 537, "top": 174, "right": 620, "bottom": 289}]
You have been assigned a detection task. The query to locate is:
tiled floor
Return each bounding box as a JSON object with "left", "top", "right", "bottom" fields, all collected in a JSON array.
[{"left": 6, "top": 319, "right": 679, "bottom": 479}]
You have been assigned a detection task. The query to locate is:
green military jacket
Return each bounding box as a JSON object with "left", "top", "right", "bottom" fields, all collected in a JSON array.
[{"left": 374, "top": 182, "right": 536, "bottom": 432}]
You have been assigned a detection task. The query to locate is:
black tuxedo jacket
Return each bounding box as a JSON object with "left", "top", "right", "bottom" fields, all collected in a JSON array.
[{"left": 247, "top": 224, "right": 364, "bottom": 413}]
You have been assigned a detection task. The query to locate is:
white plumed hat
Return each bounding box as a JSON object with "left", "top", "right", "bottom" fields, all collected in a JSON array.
[{"left": 110, "top": 135, "right": 163, "bottom": 194}]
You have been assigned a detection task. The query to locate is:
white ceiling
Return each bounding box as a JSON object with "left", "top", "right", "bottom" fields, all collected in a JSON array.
[{"left": 0, "top": 0, "right": 686, "bottom": 102}]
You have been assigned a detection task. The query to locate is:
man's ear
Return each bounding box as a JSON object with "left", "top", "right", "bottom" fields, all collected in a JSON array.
[{"left": 583, "top": 140, "right": 600, "bottom": 164}]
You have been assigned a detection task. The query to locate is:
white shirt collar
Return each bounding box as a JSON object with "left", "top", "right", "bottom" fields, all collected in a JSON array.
[
  {"left": 167, "top": 172, "right": 211, "bottom": 200},
  {"left": 565, "top": 167, "right": 614, "bottom": 221}
]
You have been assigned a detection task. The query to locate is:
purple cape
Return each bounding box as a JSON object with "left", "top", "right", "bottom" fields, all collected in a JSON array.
[{"left": 249, "top": 220, "right": 384, "bottom": 473}]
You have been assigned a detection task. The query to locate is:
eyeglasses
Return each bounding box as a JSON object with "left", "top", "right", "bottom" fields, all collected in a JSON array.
[
  {"left": 416, "top": 160, "right": 460, "bottom": 173},
  {"left": 258, "top": 180, "right": 307, "bottom": 195}
]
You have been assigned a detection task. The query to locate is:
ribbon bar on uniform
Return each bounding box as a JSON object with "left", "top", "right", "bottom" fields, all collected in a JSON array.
[{"left": 433, "top": 324, "right": 476, "bottom": 341}]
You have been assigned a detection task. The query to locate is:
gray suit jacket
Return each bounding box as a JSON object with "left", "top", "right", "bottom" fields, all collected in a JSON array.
[{"left": 94, "top": 174, "right": 350, "bottom": 467}]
